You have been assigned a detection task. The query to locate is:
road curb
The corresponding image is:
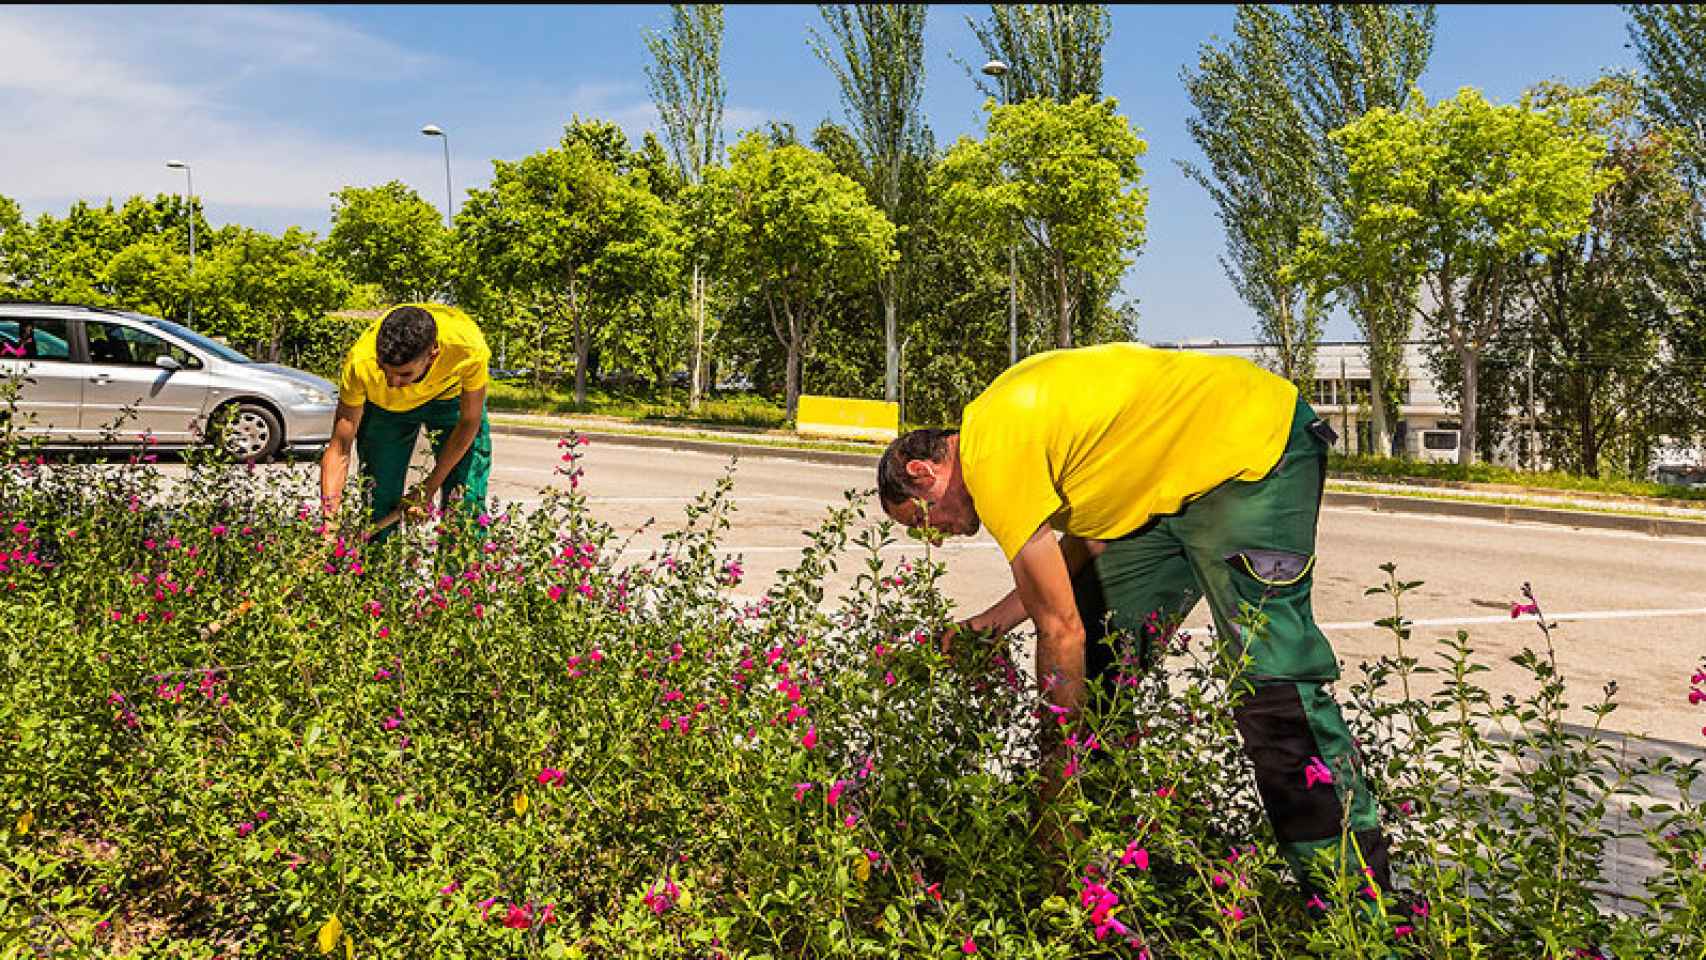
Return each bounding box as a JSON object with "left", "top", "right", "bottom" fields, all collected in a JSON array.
[
  {"left": 1324, "top": 490, "right": 1706, "bottom": 539},
  {"left": 490, "top": 421, "right": 1706, "bottom": 539},
  {"left": 489, "top": 421, "right": 876, "bottom": 468}
]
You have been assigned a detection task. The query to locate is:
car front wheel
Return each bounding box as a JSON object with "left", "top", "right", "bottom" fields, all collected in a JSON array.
[{"left": 212, "top": 401, "right": 283, "bottom": 462}]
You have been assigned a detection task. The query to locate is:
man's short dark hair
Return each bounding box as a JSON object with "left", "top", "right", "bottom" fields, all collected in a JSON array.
[
  {"left": 376, "top": 306, "right": 438, "bottom": 367},
  {"left": 877, "top": 428, "right": 959, "bottom": 507}
]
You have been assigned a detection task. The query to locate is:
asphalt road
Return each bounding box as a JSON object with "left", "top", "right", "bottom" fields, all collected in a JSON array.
[{"left": 202, "top": 431, "right": 1706, "bottom": 744}]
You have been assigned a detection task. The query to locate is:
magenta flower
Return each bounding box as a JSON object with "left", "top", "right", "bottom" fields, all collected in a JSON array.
[
  {"left": 794, "top": 782, "right": 813, "bottom": 802},
  {"left": 1222, "top": 906, "right": 1246, "bottom": 922},
  {"left": 547, "top": 585, "right": 565, "bottom": 602},
  {"left": 1510, "top": 602, "right": 1539, "bottom": 618},
  {"left": 537, "top": 767, "right": 566, "bottom": 787},
  {"left": 785, "top": 705, "right": 809, "bottom": 724},
  {"left": 1307, "top": 894, "right": 1329, "bottom": 911},
  {"left": 1121, "top": 841, "right": 1150, "bottom": 870},
  {"left": 802, "top": 726, "right": 818, "bottom": 750},
  {"left": 440, "top": 880, "right": 461, "bottom": 896},
  {"left": 962, "top": 936, "right": 978, "bottom": 954},
  {"left": 1690, "top": 690, "right": 1705, "bottom": 705},
  {"left": 643, "top": 878, "right": 679, "bottom": 915},
  {"left": 1304, "top": 756, "right": 1334, "bottom": 789},
  {"left": 843, "top": 813, "right": 858, "bottom": 828},
  {"left": 1394, "top": 924, "right": 1414, "bottom": 938},
  {"left": 827, "top": 779, "right": 849, "bottom": 807}
]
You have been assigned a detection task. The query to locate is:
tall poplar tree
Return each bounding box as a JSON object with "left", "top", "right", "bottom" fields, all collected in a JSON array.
[{"left": 809, "top": 4, "right": 928, "bottom": 403}]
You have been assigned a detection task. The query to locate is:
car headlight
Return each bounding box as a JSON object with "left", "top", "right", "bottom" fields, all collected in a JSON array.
[{"left": 293, "top": 385, "right": 334, "bottom": 406}]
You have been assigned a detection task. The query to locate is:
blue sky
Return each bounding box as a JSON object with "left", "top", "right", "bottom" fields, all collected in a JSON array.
[{"left": 1, "top": 4, "right": 1639, "bottom": 342}]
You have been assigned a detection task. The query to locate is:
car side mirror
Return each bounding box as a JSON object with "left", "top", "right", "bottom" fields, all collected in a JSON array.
[{"left": 155, "top": 354, "right": 182, "bottom": 371}]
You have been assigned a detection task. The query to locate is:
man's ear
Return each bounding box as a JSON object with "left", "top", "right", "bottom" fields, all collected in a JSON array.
[{"left": 903, "top": 458, "right": 935, "bottom": 486}]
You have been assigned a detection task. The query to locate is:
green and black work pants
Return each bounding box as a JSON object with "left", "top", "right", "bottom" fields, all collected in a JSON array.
[
  {"left": 354, "top": 397, "right": 492, "bottom": 538},
  {"left": 1073, "top": 396, "right": 1390, "bottom": 892}
]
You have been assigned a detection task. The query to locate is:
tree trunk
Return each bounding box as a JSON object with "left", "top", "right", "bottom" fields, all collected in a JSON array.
[
  {"left": 688, "top": 264, "right": 705, "bottom": 412},
  {"left": 1055, "top": 261, "right": 1072, "bottom": 349},
  {"left": 572, "top": 308, "right": 590, "bottom": 407},
  {"left": 1457, "top": 343, "right": 1479, "bottom": 466},
  {"left": 1579, "top": 375, "right": 1600, "bottom": 479},
  {"left": 784, "top": 338, "right": 801, "bottom": 421},
  {"left": 883, "top": 283, "right": 899, "bottom": 402},
  {"left": 1369, "top": 364, "right": 1392, "bottom": 458}
]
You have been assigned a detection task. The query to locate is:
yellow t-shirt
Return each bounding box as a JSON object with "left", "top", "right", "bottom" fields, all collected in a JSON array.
[
  {"left": 959, "top": 343, "right": 1299, "bottom": 561},
  {"left": 336, "top": 304, "right": 491, "bottom": 413}
]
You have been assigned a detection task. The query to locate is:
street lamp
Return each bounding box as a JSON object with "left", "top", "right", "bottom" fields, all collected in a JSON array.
[
  {"left": 420, "top": 124, "right": 454, "bottom": 229},
  {"left": 165, "top": 160, "right": 196, "bottom": 325},
  {"left": 980, "top": 59, "right": 1018, "bottom": 366}
]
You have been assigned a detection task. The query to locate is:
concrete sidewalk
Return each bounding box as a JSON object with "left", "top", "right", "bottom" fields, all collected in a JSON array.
[{"left": 488, "top": 412, "right": 1706, "bottom": 540}]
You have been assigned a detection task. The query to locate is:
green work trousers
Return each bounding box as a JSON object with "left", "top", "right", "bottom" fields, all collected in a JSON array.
[
  {"left": 354, "top": 398, "right": 491, "bottom": 537},
  {"left": 1073, "top": 396, "right": 1389, "bottom": 891}
]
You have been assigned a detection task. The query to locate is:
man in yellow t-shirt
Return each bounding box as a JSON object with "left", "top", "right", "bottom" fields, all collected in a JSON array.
[
  {"left": 319, "top": 303, "right": 492, "bottom": 537},
  {"left": 877, "top": 342, "right": 1388, "bottom": 895}
]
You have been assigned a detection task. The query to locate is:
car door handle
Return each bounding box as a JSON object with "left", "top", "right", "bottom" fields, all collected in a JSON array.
[{"left": 89, "top": 373, "right": 112, "bottom": 385}]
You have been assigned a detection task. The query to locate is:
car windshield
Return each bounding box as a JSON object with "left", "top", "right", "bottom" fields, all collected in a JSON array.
[{"left": 128, "top": 313, "right": 253, "bottom": 364}]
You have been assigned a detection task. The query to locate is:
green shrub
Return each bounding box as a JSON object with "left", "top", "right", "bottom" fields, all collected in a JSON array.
[{"left": 1, "top": 411, "right": 1702, "bottom": 957}]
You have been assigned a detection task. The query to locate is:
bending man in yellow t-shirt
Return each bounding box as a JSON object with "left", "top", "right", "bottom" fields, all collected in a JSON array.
[
  {"left": 319, "top": 303, "right": 493, "bottom": 538},
  {"left": 877, "top": 342, "right": 1388, "bottom": 898}
]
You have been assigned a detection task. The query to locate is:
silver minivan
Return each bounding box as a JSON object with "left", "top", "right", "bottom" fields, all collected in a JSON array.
[{"left": 0, "top": 303, "right": 337, "bottom": 460}]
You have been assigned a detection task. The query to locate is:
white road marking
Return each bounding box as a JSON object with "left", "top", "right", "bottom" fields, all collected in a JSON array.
[
  {"left": 1323, "top": 503, "right": 1706, "bottom": 546},
  {"left": 1318, "top": 607, "right": 1706, "bottom": 632}
]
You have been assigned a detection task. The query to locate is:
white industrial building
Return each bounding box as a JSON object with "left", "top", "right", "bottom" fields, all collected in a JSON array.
[{"left": 1148, "top": 339, "right": 1494, "bottom": 464}]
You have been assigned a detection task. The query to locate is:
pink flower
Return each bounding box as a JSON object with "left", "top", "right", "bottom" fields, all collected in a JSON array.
[
  {"left": 1155, "top": 786, "right": 1174, "bottom": 799},
  {"left": 503, "top": 903, "right": 533, "bottom": 929},
  {"left": 643, "top": 879, "right": 679, "bottom": 915},
  {"left": 1394, "top": 924, "right": 1414, "bottom": 938},
  {"left": 1222, "top": 906, "right": 1246, "bottom": 922},
  {"left": 537, "top": 768, "right": 566, "bottom": 787},
  {"left": 962, "top": 936, "right": 978, "bottom": 954},
  {"left": 236, "top": 821, "right": 254, "bottom": 837},
  {"left": 1399, "top": 799, "right": 1416, "bottom": 816},
  {"left": 374, "top": 669, "right": 392, "bottom": 681},
  {"left": 440, "top": 880, "right": 461, "bottom": 896},
  {"left": 802, "top": 726, "right": 818, "bottom": 750},
  {"left": 1307, "top": 895, "right": 1329, "bottom": 911},
  {"left": 843, "top": 813, "right": 858, "bottom": 828},
  {"left": 794, "top": 782, "right": 813, "bottom": 802},
  {"left": 785, "top": 705, "right": 809, "bottom": 724},
  {"left": 884, "top": 671, "right": 897, "bottom": 686},
  {"left": 1510, "top": 602, "right": 1538, "bottom": 618},
  {"left": 827, "top": 780, "right": 849, "bottom": 807},
  {"left": 1690, "top": 689, "right": 1705, "bottom": 705},
  {"left": 1121, "top": 841, "right": 1150, "bottom": 870},
  {"left": 1304, "top": 756, "right": 1334, "bottom": 789},
  {"left": 1693, "top": 671, "right": 1706, "bottom": 685},
  {"left": 547, "top": 584, "right": 565, "bottom": 601},
  {"left": 366, "top": 599, "right": 382, "bottom": 617},
  {"left": 210, "top": 524, "right": 228, "bottom": 537}
]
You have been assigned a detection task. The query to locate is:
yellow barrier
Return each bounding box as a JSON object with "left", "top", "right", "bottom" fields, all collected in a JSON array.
[{"left": 795, "top": 395, "right": 899, "bottom": 443}]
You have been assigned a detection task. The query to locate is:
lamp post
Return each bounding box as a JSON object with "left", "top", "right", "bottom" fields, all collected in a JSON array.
[
  {"left": 165, "top": 160, "right": 195, "bottom": 325},
  {"left": 420, "top": 124, "right": 454, "bottom": 229},
  {"left": 981, "top": 59, "right": 1017, "bottom": 366}
]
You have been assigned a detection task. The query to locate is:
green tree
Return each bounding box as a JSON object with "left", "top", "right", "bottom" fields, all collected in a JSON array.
[
  {"left": 1625, "top": 4, "right": 1706, "bottom": 186},
  {"left": 1181, "top": 5, "right": 1326, "bottom": 388},
  {"left": 810, "top": 3, "right": 929, "bottom": 404},
  {"left": 702, "top": 133, "right": 896, "bottom": 419},
  {"left": 1518, "top": 76, "right": 1699, "bottom": 478},
  {"left": 962, "top": 4, "right": 1109, "bottom": 103},
  {"left": 457, "top": 121, "right": 682, "bottom": 404},
  {"left": 645, "top": 3, "right": 726, "bottom": 410},
  {"left": 1319, "top": 87, "right": 1616, "bottom": 465},
  {"left": 1287, "top": 4, "right": 1436, "bottom": 455},
  {"left": 935, "top": 94, "right": 1147, "bottom": 349},
  {"left": 324, "top": 182, "right": 449, "bottom": 304},
  {"left": 192, "top": 226, "right": 350, "bottom": 362}
]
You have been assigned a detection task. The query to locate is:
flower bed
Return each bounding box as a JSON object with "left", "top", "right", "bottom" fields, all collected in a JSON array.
[{"left": 1, "top": 428, "right": 1703, "bottom": 958}]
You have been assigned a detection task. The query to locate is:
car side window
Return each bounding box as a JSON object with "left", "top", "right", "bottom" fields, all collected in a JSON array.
[
  {"left": 0, "top": 319, "right": 74, "bottom": 361},
  {"left": 86, "top": 322, "right": 201, "bottom": 369}
]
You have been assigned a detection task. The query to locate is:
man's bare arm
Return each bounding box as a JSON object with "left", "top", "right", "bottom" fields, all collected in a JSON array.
[
  {"left": 410, "top": 386, "right": 486, "bottom": 507},
  {"left": 318, "top": 402, "right": 365, "bottom": 517},
  {"left": 962, "top": 533, "right": 1102, "bottom": 638},
  {"left": 1009, "top": 523, "right": 1089, "bottom": 806}
]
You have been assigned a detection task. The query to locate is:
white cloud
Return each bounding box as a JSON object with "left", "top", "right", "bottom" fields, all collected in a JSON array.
[
  {"left": 0, "top": 5, "right": 792, "bottom": 233},
  {"left": 0, "top": 6, "right": 441, "bottom": 218}
]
